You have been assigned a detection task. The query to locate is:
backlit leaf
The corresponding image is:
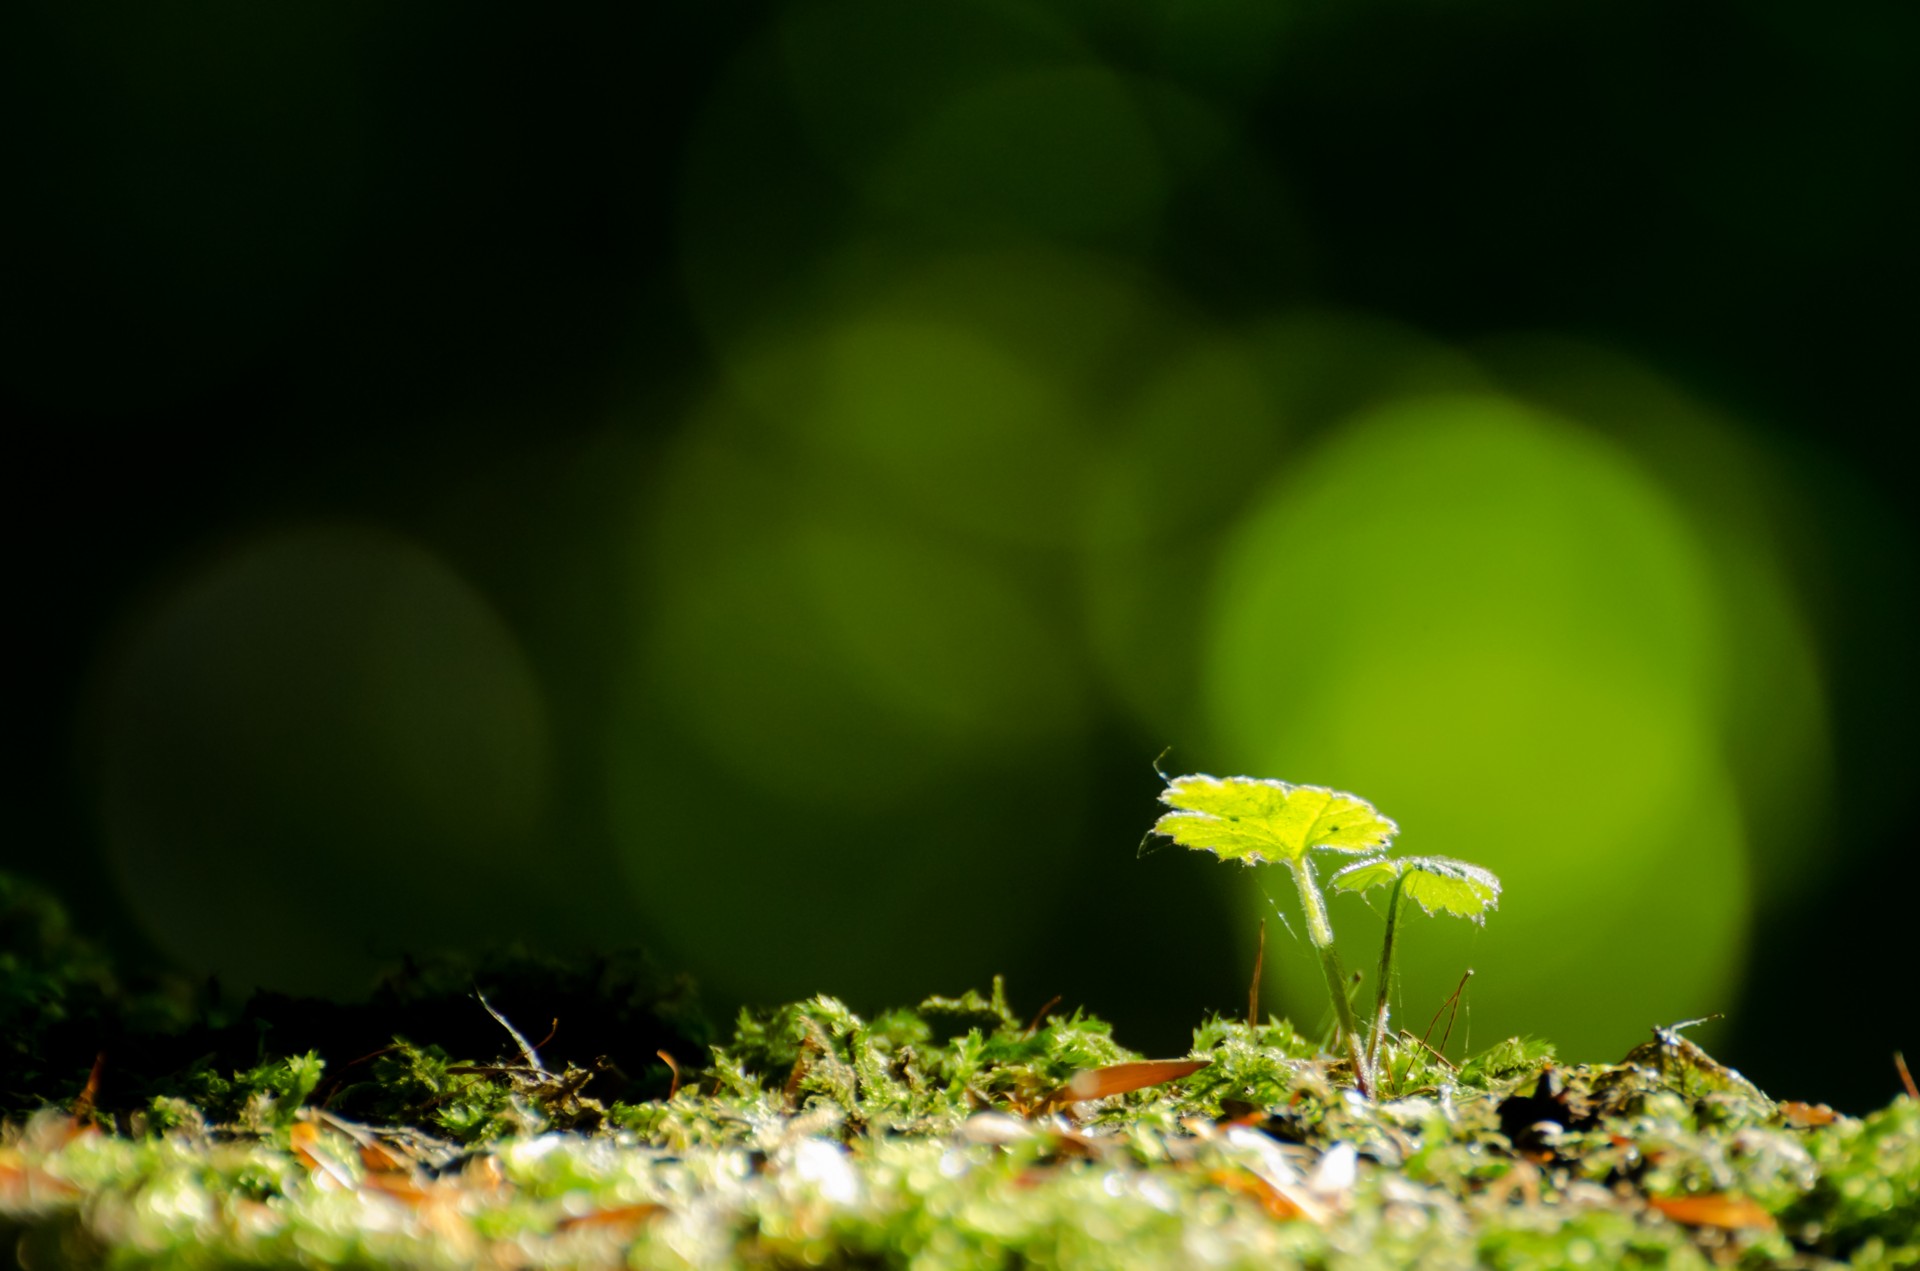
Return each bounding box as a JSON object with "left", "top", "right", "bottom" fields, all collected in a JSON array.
[
  {"left": 1153, "top": 775, "right": 1398, "bottom": 865},
  {"left": 1324, "top": 857, "right": 1398, "bottom": 894},
  {"left": 1329, "top": 855, "right": 1501, "bottom": 922}
]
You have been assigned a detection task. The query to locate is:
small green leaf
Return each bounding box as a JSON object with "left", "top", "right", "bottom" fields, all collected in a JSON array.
[
  {"left": 1324, "top": 856, "right": 1399, "bottom": 894},
  {"left": 1329, "top": 855, "right": 1502, "bottom": 922},
  {"left": 1153, "top": 774, "right": 1398, "bottom": 865}
]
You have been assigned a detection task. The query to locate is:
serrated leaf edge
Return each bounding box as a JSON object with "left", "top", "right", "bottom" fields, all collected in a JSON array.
[
  {"left": 1150, "top": 808, "right": 1277, "bottom": 866},
  {"left": 1153, "top": 774, "right": 1400, "bottom": 864},
  {"left": 1326, "top": 855, "right": 1396, "bottom": 890},
  {"left": 1328, "top": 854, "right": 1502, "bottom": 923}
]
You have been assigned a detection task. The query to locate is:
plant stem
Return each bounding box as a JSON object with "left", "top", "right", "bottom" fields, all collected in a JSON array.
[
  {"left": 1287, "top": 857, "right": 1371, "bottom": 1098},
  {"left": 1366, "top": 870, "right": 1410, "bottom": 1084}
]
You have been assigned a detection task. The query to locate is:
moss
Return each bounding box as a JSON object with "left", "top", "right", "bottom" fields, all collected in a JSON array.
[
  {"left": 1781, "top": 1097, "right": 1920, "bottom": 1261},
  {"left": 0, "top": 873, "right": 709, "bottom": 1131},
  {"left": 3, "top": 875, "right": 1915, "bottom": 1269}
]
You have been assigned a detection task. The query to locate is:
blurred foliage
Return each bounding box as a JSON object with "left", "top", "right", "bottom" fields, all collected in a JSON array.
[
  {"left": 96, "top": 526, "right": 555, "bottom": 996},
  {"left": 1, "top": 876, "right": 195, "bottom": 1112},
  {"left": 0, "top": 874, "right": 708, "bottom": 1132}
]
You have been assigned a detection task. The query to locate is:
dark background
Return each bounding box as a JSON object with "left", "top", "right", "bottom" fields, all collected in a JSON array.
[{"left": 4, "top": 0, "right": 1914, "bottom": 1113}]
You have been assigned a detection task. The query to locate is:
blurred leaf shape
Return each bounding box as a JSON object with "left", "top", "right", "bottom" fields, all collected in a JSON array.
[
  {"left": 96, "top": 524, "right": 551, "bottom": 997},
  {"left": 1081, "top": 313, "right": 1486, "bottom": 744},
  {"left": 641, "top": 409, "right": 1084, "bottom": 807},
  {"left": 778, "top": 0, "right": 1082, "bottom": 178},
  {"left": 864, "top": 66, "right": 1168, "bottom": 249}
]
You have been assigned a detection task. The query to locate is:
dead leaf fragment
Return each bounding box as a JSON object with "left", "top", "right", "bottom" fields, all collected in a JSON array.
[
  {"left": 463, "top": 1154, "right": 506, "bottom": 1190},
  {"left": 358, "top": 1141, "right": 411, "bottom": 1172},
  {"left": 1649, "top": 1194, "right": 1776, "bottom": 1230},
  {"left": 289, "top": 1122, "right": 355, "bottom": 1191},
  {"left": 360, "top": 1170, "right": 429, "bottom": 1206},
  {"left": 1061, "top": 1059, "right": 1210, "bottom": 1104},
  {"left": 1778, "top": 1101, "right": 1836, "bottom": 1128},
  {"left": 1210, "top": 1167, "right": 1309, "bottom": 1222},
  {"left": 71, "top": 1054, "right": 105, "bottom": 1122},
  {"left": 556, "top": 1203, "right": 667, "bottom": 1232},
  {"left": 0, "top": 1151, "right": 81, "bottom": 1203}
]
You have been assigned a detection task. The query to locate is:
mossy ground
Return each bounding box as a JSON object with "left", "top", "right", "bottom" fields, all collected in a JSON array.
[{"left": 3, "top": 877, "right": 1915, "bottom": 1269}]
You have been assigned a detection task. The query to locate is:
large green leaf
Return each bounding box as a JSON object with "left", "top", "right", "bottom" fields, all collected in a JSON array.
[
  {"left": 1152, "top": 774, "right": 1398, "bottom": 865},
  {"left": 1329, "top": 855, "right": 1502, "bottom": 923}
]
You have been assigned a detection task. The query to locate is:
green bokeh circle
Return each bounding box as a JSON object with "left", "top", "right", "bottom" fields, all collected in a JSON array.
[{"left": 1204, "top": 395, "right": 1752, "bottom": 1060}]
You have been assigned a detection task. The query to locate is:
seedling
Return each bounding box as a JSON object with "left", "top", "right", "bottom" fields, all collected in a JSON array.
[
  {"left": 1150, "top": 774, "right": 1502, "bottom": 1096},
  {"left": 1328, "top": 854, "right": 1500, "bottom": 1081},
  {"left": 1150, "top": 774, "right": 1398, "bottom": 1094}
]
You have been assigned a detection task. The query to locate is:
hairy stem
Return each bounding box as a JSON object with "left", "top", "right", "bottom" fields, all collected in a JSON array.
[
  {"left": 1366, "top": 870, "right": 1410, "bottom": 1085},
  {"left": 1287, "top": 857, "right": 1371, "bottom": 1098}
]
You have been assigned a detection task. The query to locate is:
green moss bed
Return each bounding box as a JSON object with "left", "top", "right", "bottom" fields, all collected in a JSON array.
[{"left": 3, "top": 877, "right": 1915, "bottom": 1269}]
